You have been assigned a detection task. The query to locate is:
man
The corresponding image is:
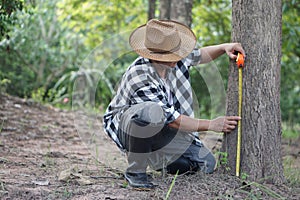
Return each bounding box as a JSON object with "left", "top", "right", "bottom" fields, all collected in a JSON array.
[{"left": 103, "top": 19, "right": 245, "bottom": 189}]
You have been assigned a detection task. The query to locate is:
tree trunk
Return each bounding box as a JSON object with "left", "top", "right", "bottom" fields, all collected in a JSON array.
[
  {"left": 159, "top": 0, "right": 193, "bottom": 27},
  {"left": 159, "top": 0, "right": 171, "bottom": 20},
  {"left": 148, "top": 0, "right": 157, "bottom": 20},
  {"left": 221, "top": 0, "right": 285, "bottom": 184}
]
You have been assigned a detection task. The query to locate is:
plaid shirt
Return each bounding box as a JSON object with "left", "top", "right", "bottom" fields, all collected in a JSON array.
[{"left": 103, "top": 48, "right": 202, "bottom": 150}]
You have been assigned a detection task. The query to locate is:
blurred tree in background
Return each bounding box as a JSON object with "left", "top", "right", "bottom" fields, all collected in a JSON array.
[
  {"left": 0, "top": 0, "right": 299, "bottom": 132},
  {"left": 0, "top": 0, "right": 24, "bottom": 40},
  {"left": 281, "top": 0, "right": 300, "bottom": 131},
  {"left": 0, "top": 0, "right": 87, "bottom": 102}
]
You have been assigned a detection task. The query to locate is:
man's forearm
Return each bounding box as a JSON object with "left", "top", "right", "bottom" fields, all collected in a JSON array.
[
  {"left": 168, "top": 114, "right": 241, "bottom": 133},
  {"left": 199, "top": 44, "right": 228, "bottom": 64},
  {"left": 168, "top": 115, "right": 210, "bottom": 132}
]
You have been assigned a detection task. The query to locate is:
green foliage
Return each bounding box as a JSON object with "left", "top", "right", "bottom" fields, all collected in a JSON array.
[
  {"left": 0, "top": 0, "right": 87, "bottom": 100},
  {"left": 241, "top": 172, "right": 249, "bottom": 181},
  {"left": 192, "top": 0, "right": 232, "bottom": 46},
  {"left": 216, "top": 151, "right": 231, "bottom": 171},
  {"left": 191, "top": 0, "right": 232, "bottom": 118},
  {"left": 0, "top": 78, "right": 11, "bottom": 93},
  {"left": 31, "top": 87, "right": 47, "bottom": 103},
  {"left": 53, "top": 0, "right": 148, "bottom": 108},
  {"left": 57, "top": 0, "right": 147, "bottom": 48},
  {"left": 281, "top": 0, "right": 300, "bottom": 128},
  {"left": 0, "top": 0, "right": 299, "bottom": 129},
  {"left": 0, "top": 0, "right": 24, "bottom": 39}
]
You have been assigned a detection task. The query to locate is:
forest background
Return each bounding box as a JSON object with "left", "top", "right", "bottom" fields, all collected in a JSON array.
[{"left": 0, "top": 0, "right": 299, "bottom": 139}]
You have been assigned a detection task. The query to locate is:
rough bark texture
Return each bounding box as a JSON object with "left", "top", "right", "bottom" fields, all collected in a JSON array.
[
  {"left": 159, "top": 0, "right": 171, "bottom": 20},
  {"left": 221, "top": 0, "right": 285, "bottom": 184},
  {"left": 159, "top": 0, "right": 193, "bottom": 27}
]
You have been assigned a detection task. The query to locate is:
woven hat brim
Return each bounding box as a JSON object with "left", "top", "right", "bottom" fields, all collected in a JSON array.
[{"left": 129, "top": 20, "right": 197, "bottom": 62}]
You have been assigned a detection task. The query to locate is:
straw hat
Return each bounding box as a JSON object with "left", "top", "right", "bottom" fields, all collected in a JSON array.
[{"left": 129, "top": 19, "right": 196, "bottom": 62}]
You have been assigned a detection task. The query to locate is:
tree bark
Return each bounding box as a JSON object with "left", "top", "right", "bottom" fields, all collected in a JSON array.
[
  {"left": 221, "top": 0, "right": 285, "bottom": 184},
  {"left": 159, "top": 0, "right": 171, "bottom": 20},
  {"left": 148, "top": 0, "right": 157, "bottom": 20},
  {"left": 159, "top": 0, "right": 193, "bottom": 27},
  {"left": 170, "top": 0, "right": 193, "bottom": 27}
]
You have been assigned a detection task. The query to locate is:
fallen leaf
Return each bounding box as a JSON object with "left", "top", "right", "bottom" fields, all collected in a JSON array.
[
  {"left": 32, "top": 179, "right": 50, "bottom": 186},
  {"left": 58, "top": 168, "right": 93, "bottom": 185},
  {"left": 58, "top": 168, "right": 73, "bottom": 182}
]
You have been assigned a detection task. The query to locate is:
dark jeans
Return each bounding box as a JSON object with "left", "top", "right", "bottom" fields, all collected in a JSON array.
[{"left": 117, "top": 102, "right": 216, "bottom": 174}]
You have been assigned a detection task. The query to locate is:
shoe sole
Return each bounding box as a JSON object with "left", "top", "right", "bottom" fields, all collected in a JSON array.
[
  {"left": 124, "top": 173, "right": 157, "bottom": 190},
  {"left": 125, "top": 179, "right": 157, "bottom": 191},
  {"left": 131, "top": 186, "right": 154, "bottom": 191}
]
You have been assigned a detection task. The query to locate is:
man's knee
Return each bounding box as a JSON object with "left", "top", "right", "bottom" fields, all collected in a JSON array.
[
  {"left": 166, "top": 156, "right": 194, "bottom": 175},
  {"left": 129, "top": 102, "right": 165, "bottom": 138},
  {"left": 204, "top": 153, "right": 216, "bottom": 174},
  {"left": 196, "top": 145, "right": 216, "bottom": 173},
  {"left": 135, "top": 102, "right": 165, "bottom": 124}
]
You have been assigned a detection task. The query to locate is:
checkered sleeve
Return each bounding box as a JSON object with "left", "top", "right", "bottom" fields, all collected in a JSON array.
[
  {"left": 183, "top": 48, "right": 202, "bottom": 67},
  {"left": 128, "top": 72, "right": 181, "bottom": 123}
]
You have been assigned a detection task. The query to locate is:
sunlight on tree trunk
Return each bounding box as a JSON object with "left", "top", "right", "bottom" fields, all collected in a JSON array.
[{"left": 221, "top": 0, "right": 285, "bottom": 184}]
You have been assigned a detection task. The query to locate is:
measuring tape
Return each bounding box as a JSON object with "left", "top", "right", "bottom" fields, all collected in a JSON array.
[{"left": 235, "top": 52, "right": 245, "bottom": 177}]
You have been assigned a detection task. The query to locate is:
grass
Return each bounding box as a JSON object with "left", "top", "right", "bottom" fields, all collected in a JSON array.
[
  {"left": 282, "top": 122, "right": 300, "bottom": 187},
  {"left": 165, "top": 170, "right": 179, "bottom": 200},
  {"left": 237, "top": 181, "right": 286, "bottom": 200},
  {"left": 0, "top": 119, "right": 4, "bottom": 133},
  {"left": 283, "top": 156, "right": 300, "bottom": 187},
  {"left": 282, "top": 123, "right": 300, "bottom": 140}
]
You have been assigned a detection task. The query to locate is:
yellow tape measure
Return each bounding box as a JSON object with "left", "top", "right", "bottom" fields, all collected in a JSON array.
[{"left": 235, "top": 52, "right": 245, "bottom": 177}]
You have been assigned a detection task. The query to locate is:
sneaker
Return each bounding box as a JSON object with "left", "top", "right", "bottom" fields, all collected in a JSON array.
[{"left": 124, "top": 172, "right": 157, "bottom": 190}]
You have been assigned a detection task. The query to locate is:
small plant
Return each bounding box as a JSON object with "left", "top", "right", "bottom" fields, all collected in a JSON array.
[
  {"left": 165, "top": 170, "right": 179, "bottom": 200},
  {"left": 0, "top": 119, "right": 5, "bottom": 133},
  {"left": 31, "top": 87, "right": 46, "bottom": 103},
  {"left": 43, "top": 143, "right": 55, "bottom": 168},
  {"left": 241, "top": 172, "right": 249, "bottom": 180},
  {"left": 122, "top": 181, "right": 129, "bottom": 188},
  {"left": 0, "top": 79, "right": 11, "bottom": 94},
  {"left": 216, "top": 151, "right": 231, "bottom": 171},
  {"left": 63, "top": 186, "right": 72, "bottom": 198}
]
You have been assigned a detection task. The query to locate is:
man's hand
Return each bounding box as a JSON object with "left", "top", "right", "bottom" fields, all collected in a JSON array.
[
  {"left": 224, "top": 43, "right": 245, "bottom": 60},
  {"left": 209, "top": 116, "right": 241, "bottom": 133},
  {"left": 200, "top": 43, "right": 245, "bottom": 64}
]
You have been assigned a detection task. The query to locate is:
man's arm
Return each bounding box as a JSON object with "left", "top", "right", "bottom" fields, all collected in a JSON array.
[
  {"left": 200, "top": 43, "right": 245, "bottom": 64},
  {"left": 168, "top": 114, "right": 241, "bottom": 133}
]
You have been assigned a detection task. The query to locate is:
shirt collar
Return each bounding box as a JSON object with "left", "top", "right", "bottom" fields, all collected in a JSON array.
[{"left": 143, "top": 57, "right": 172, "bottom": 80}]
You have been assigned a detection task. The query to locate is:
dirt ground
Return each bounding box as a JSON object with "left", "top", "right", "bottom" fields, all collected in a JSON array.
[{"left": 0, "top": 94, "right": 299, "bottom": 200}]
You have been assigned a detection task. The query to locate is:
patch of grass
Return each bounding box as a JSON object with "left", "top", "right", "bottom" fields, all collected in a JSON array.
[
  {"left": 282, "top": 123, "right": 300, "bottom": 140},
  {"left": 0, "top": 119, "right": 4, "bottom": 146},
  {"left": 63, "top": 186, "right": 73, "bottom": 199},
  {"left": 0, "top": 119, "right": 4, "bottom": 133},
  {"left": 283, "top": 156, "right": 300, "bottom": 187},
  {"left": 236, "top": 181, "right": 285, "bottom": 200},
  {"left": 43, "top": 143, "right": 56, "bottom": 168}
]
